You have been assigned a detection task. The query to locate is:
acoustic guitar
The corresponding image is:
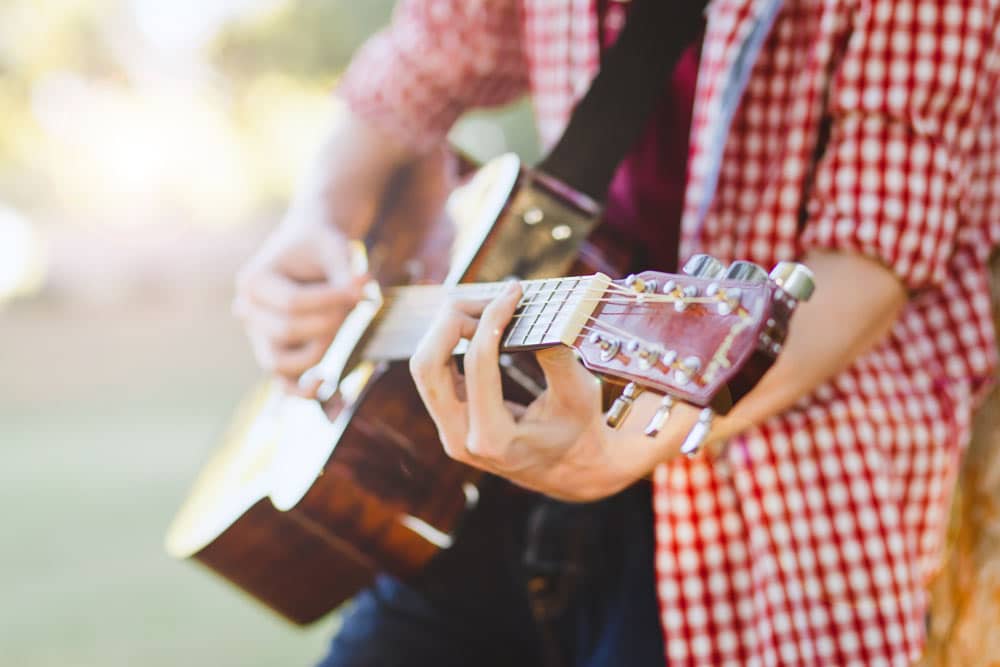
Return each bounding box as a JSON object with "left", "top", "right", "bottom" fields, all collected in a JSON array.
[{"left": 165, "top": 151, "right": 815, "bottom": 625}]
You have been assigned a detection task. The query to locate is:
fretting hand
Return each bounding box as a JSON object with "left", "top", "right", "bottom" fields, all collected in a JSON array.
[
  {"left": 410, "top": 250, "right": 906, "bottom": 500},
  {"left": 409, "top": 281, "right": 706, "bottom": 501}
]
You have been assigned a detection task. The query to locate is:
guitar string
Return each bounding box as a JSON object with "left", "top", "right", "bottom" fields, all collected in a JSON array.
[
  {"left": 370, "top": 282, "right": 749, "bottom": 350},
  {"left": 371, "top": 295, "right": 725, "bottom": 336},
  {"left": 370, "top": 301, "right": 735, "bottom": 358},
  {"left": 383, "top": 277, "right": 642, "bottom": 299},
  {"left": 381, "top": 285, "right": 724, "bottom": 309},
  {"left": 379, "top": 291, "right": 723, "bottom": 316},
  {"left": 371, "top": 300, "right": 747, "bottom": 354},
  {"left": 382, "top": 280, "right": 654, "bottom": 304}
]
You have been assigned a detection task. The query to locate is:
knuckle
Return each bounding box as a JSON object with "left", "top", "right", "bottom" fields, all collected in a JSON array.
[
  {"left": 440, "top": 438, "right": 464, "bottom": 461},
  {"left": 408, "top": 353, "right": 427, "bottom": 381},
  {"left": 465, "top": 432, "right": 498, "bottom": 460}
]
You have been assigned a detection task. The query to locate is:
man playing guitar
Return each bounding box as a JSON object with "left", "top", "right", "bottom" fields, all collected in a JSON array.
[{"left": 234, "top": 1, "right": 1000, "bottom": 665}]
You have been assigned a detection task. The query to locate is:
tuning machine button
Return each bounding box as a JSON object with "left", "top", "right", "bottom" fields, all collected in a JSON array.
[
  {"left": 673, "top": 355, "right": 702, "bottom": 385},
  {"left": 588, "top": 332, "right": 621, "bottom": 362},
  {"left": 724, "top": 260, "right": 769, "bottom": 283},
  {"left": 682, "top": 254, "right": 726, "bottom": 279},
  {"left": 706, "top": 283, "right": 743, "bottom": 315},
  {"left": 606, "top": 382, "right": 643, "bottom": 429},
  {"left": 643, "top": 395, "right": 675, "bottom": 437},
  {"left": 679, "top": 408, "right": 714, "bottom": 457},
  {"left": 769, "top": 261, "right": 816, "bottom": 303},
  {"left": 673, "top": 284, "right": 699, "bottom": 312}
]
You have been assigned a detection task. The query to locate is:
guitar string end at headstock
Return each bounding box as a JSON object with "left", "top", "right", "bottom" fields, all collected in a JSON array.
[
  {"left": 643, "top": 395, "right": 675, "bottom": 437},
  {"left": 606, "top": 382, "right": 643, "bottom": 429},
  {"left": 680, "top": 408, "right": 714, "bottom": 457}
]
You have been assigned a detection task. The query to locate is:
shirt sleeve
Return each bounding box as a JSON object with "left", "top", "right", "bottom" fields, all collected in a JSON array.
[
  {"left": 799, "top": 0, "right": 1000, "bottom": 290},
  {"left": 337, "top": 0, "right": 530, "bottom": 152}
]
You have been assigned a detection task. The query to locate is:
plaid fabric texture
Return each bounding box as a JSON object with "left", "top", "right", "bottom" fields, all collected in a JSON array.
[{"left": 339, "top": 1, "right": 1000, "bottom": 664}]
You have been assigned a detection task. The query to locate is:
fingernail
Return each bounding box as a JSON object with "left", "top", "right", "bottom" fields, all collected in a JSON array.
[{"left": 505, "top": 279, "right": 521, "bottom": 294}]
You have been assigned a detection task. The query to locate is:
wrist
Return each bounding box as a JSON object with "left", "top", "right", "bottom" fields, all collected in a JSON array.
[{"left": 289, "top": 106, "right": 426, "bottom": 239}]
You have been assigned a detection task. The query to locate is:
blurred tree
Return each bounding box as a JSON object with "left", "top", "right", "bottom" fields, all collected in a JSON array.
[
  {"left": 213, "top": 0, "right": 396, "bottom": 82},
  {"left": 211, "top": 0, "right": 540, "bottom": 164},
  {"left": 0, "top": 0, "right": 124, "bottom": 196}
]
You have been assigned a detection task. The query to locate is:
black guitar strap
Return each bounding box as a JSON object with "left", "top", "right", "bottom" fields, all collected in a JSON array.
[{"left": 538, "top": 0, "right": 708, "bottom": 203}]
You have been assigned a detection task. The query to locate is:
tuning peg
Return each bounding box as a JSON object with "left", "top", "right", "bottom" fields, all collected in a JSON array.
[
  {"left": 706, "top": 283, "right": 743, "bottom": 315},
  {"left": 682, "top": 254, "right": 726, "bottom": 279},
  {"left": 724, "top": 260, "right": 769, "bottom": 283},
  {"left": 606, "top": 382, "right": 643, "bottom": 429},
  {"left": 626, "top": 340, "right": 664, "bottom": 370},
  {"left": 588, "top": 331, "right": 621, "bottom": 361},
  {"left": 673, "top": 355, "right": 702, "bottom": 385},
  {"left": 673, "top": 284, "right": 699, "bottom": 312},
  {"left": 625, "top": 274, "right": 657, "bottom": 294},
  {"left": 643, "top": 395, "right": 675, "bottom": 437},
  {"left": 769, "top": 261, "right": 815, "bottom": 302},
  {"left": 679, "top": 408, "right": 714, "bottom": 457}
]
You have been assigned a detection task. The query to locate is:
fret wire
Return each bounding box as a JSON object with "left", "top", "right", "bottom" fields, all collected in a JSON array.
[
  {"left": 525, "top": 279, "right": 557, "bottom": 345},
  {"left": 539, "top": 276, "right": 577, "bottom": 345},
  {"left": 517, "top": 281, "right": 542, "bottom": 346},
  {"left": 526, "top": 279, "right": 556, "bottom": 346},
  {"left": 510, "top": 281, "right": 543, "bottom": 347}
]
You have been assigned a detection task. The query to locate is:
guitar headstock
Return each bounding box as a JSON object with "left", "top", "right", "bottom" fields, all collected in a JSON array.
[{"left": 571, "top": 255, "right": 814, "bottom": 454}]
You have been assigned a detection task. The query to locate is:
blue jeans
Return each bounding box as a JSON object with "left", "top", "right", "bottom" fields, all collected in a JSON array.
[{"left": 316, "top": 481, "right": 663, "bottom": 667}]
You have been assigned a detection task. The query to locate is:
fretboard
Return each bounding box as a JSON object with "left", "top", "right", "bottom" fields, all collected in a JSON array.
[{"left": 361, "top": 274, "right": 610, "bottom": 361}]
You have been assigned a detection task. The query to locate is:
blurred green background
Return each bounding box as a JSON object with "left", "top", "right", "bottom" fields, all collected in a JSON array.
[{"left": 0, "top": 1, "right": 537, "bottom": 665}]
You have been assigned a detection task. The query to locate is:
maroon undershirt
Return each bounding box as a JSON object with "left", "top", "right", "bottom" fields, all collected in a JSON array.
[{"left": 599, "top": 1, "right": 704, "bottom": 272}]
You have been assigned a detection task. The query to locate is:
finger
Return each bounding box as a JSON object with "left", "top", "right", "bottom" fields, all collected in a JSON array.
[
  {"left": 463, "top": 281, "right": 521, "bottom": 457},
  {"left": 535, "top": 347, "right": 601, "bottom": 414},
  {"left": 271, "top": 338, "right": 332, "bottom": 380},
  {"left": 410, "top": 304, "right": 480, "bottom": 454},
  {"left": 244, "top": 305, "right": 347, "bottom": 346},
  {"left": 247, "top": 332, "right": 330, "bottom": 382},
  {"left": 243, "top": 270, "right": 364, "bottom": 315},
  {"left": 277, "top": 374, "right": 323, "bottom": 399}
]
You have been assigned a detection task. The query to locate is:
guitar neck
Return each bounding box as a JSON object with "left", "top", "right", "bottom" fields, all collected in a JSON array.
[{"left": 361, "top": 274, "right": 611, "bottom": 361}]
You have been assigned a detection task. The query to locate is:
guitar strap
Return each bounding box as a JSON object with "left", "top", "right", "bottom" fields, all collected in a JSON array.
[
  {"left": 522, "top": 2, "right": 707, "bottom": 665},
  {"left": 537, "top": 0, "right": 708, "bottom": 203}
]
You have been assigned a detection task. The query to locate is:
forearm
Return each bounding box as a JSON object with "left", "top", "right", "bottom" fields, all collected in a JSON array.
[
  {"left": 285, "top": 105, "right": 430, "bottom": 239},
  {"left": 711, "top": 249, "right": 906, "bottom": 442}
]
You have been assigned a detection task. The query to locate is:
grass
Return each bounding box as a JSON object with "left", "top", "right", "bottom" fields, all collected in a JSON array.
[{"left": 1, "top": 299, "right": 339, "bottom": 667}]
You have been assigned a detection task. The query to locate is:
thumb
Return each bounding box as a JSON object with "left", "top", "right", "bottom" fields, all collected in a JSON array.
[{"left": 535, "top": 347, "right": 600, "bottom": 412}]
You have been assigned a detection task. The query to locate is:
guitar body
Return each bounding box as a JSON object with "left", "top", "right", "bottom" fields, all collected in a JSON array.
[{"left": 166, "top": 152, "right": 633, "bottom": 624}]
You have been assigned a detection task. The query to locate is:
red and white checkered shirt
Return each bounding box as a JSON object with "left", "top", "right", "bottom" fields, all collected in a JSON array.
[{"left": 339, "top": 1, "right": 1000, "bottom": 664}]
